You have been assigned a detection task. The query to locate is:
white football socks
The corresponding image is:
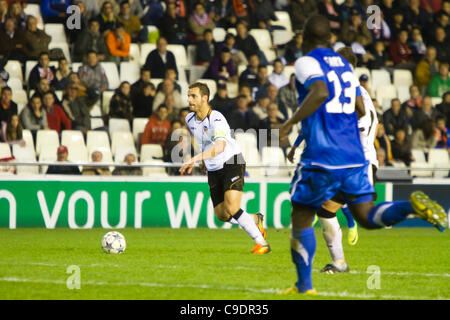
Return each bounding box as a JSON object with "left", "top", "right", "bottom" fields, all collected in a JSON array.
[
  {"left": 233, "top": 210, "right": 266, "bottom": 245},
  {"left": 319, "top": 216, "right": 347, "bottom": 269}
]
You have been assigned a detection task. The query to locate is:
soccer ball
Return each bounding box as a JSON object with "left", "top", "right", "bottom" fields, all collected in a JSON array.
[{"left": 101, "top": 231, "right": 126, "bottom": 254}]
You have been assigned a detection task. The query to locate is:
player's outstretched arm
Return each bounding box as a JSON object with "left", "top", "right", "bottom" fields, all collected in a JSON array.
[
  {"left": 280, "top": 81, "right": 329, "bottom": 139},
  {"left": 179, "top": 140, "right": 227, "bottom": 175}
]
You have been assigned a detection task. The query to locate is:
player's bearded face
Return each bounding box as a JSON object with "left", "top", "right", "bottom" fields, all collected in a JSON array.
[{"left": 188, "top": 88, "right": 205, "bottom": 112}]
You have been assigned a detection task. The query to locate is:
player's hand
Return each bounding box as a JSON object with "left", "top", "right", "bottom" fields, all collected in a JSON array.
[
  {"left": 199, "top": 161, "right": 206, "bottom": 175},
  {"left": 179, "top": 160, "right": 195, "bottom": 175},
  {"left": 287, "top": 147, "right": 297, "bottom": 163},
  {"left": 280, "top": 122, "right": 292, "bottom": 141}
]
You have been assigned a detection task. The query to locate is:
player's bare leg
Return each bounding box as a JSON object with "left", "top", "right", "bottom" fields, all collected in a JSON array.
[
  {"left": 282, "top": 203, "right": 317, "bottom": 295},
  {"left": 216, "top": 190, "right": 270, "bottom": 254}
]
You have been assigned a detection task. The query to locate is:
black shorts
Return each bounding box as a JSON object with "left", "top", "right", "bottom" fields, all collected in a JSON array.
[{"left": 207, "top": 154, "right": 246, "bottom": 208}]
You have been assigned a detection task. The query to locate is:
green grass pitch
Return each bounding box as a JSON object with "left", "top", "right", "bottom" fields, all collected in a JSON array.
[{"left": 0, "top": 227, "right": 448, "bottom": 300}]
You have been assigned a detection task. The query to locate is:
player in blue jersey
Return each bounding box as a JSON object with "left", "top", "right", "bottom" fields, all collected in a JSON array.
[{"left": 279, "top": 15, "right": 448, "bottom": 295}]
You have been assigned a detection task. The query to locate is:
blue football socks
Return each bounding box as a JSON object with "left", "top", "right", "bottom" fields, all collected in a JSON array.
[
  {"left": 367, "top": 201, "right": 414, "bottom": 228},
  {"left": 291, "top": 227, "right": 316, "bottom": 292},
  {"left": 342, "top": 205, "right": 356, "bottom": 228}
]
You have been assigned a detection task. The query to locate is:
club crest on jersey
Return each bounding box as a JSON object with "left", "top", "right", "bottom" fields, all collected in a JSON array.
[{"left": 203, "top": 126, "right": 208, "bottom": 133}]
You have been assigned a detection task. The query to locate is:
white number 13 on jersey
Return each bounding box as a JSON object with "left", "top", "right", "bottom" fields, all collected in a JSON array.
[{"left": 325, "top": 70, "right": 358, "bottom": 114}]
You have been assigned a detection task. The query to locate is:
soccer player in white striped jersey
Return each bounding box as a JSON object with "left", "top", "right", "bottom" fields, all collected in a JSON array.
[{"left": 179, "top": 82, "right": 270, "bottom": 254}]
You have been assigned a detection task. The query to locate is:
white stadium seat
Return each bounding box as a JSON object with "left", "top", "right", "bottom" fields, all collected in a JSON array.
[
  {"left": 227, "top": 28, "right": 237, "bottom": 36},
  {"left": 111, "top": 131, "right": 135, "bottom": 156},
  {"left": 22, "top": 130, "right": 35, "bottom": 151},
  {"left": 141, "top": 144, "right": 163, "bottom": 161},
  {"left": 67, "top": 145, "right": 88, "bottom": 164},
  {"left": 101, "top": 62, "right": 121, "bottom": 90},
  {"left": 12, "top": 89, "right": 28, "bottom": 105},
  {"left": 132, "top": 117, "right": 149, "bottom": 145},
  {"left": 61, "top": 130, "right": 85, "bottom": 149},
  {"left": 213, "top": 27, "right": 227, "bottom": 42},
  {"left": 36, "top": 130, "right": 59, "bottom": 156},
  {"left": 249, "top": 29, "right": 272, "bottom": 49},
  {"left": 243, "top": 146, "right": 262, "bottom": 177},
  {"left": 187, "top": 45, "right": 197, "bottom": 65},
  {"left": 90, "top": 104, "right": 102, "bottom": 117},
  {"left": 120, "top": 61, "right": 141, "bottom": 83},
  {"left": 371, "top": 69, "right": 391, "bottom": 91},
  {"left": 397, "top": 85, "right": 410, "bottom": 103},
  {"left": 393, "top": 69, "right": 413, "bottom": 87},
  {"left": 109, "top": 118, "right": 131, "bottom": 137},
  {"left": 139, "top": 43, "right": 156, "bottom": 66},
  {"left": 376, "top": 84, "right": 397, "bottom": 112},
  {"left": 114, "top": 146, "right": 138, "bottom": 163},
  {"left": 71, "top": 62, "right": 82, "bottom": 73},
  {"left": 261, "top": 146, "right": 289, "bottom": 177},
  {"left": 44, "top": 23, "right": 67, "bottom": 44},
  {"left": 0, "top": 143, "right": 11, "bottom": 158},
  {"left": 90, "top": 118, "right": 105, "bottom": 130},
  {"left": 87, "top": 130, "right": 111, "bottom": 152},
  {"left": 167, "top": 44, "right": 188, "bottom": 68},
  {"left": 272, "top": 30, "right": 294, "bottom": 46},
  {"left": 428, "top": 149, "right": 449, "bottom": 178},
  {"left": 12, "top": 145, "right": 39, "bottom": 175},
  {"left": 102, "top": 90, "right": 115, "bottom": 115},
  {"left": 5, "top": 60, "right": 23, "bottom": 82},
  {"left": 150, "top": 78, "right": 164, "bottom": 89},
  {"left": 410, "top": 162, "right": 433, "bottom": 177},
  {"left": 142, "top": 160, "right": 168, "bottom": 177},
  {"left": 234, "top": 132, "right": 258, "bottom": 150},
  {"left": 89, "top": 146, "right": 113, "bottom": 163},
  {"left": 129, "top": 43, "right": 141, "bottom": 64},
  {"left": 412, "top": 149, "right": 426, "bottom": 163},
  {"left": 7, "top": 78, "right": 23, "bottom": 90},
  {"left": 272, "top": 11, "right": 292, "bottom": 32},
  {"left": 282, "top": 65, "right": 296, "bottom": 79}
]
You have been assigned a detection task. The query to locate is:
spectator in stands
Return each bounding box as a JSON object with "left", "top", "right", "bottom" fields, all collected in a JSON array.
[
  {"left": 436, "top": 91, "right": 450, "bottom": 128},
  {"left": 28, "top": 52, "right": 56, "bottom": 91},
  {"left": 405, "top": 0, "right": 432, "bottom": 29},
  {"left": 153, "top": 79, "right": 183, "bottom": 111},
  {"left": 22, "top": 16, "right": 51, "bottom": 60},
  {"left": 61, "top": 83, "right": 90, "bottom": 134},
  {"left": 203, "top": 47, "right": 237, "bottom": 83},
  {"left": 259, "top": 102, "right": 290, "bottom": 151},
  {"left": 66, "top": 72, "right": 88, "bottom": 98},
  {"left": 40, "top": 0, "right": 70, "bottom": 23},
  {"left": 42, "top": 91, "right": 71, "bottom": 134},
  {"left": 279, "top": 74, "right": 298, "bottom": 115},
  {"left": 158, "top": 2, "right": 187, "bottom": 45},
  {"left": 131, "top": 69, "right": 152, "bottom": 102},
  {"left": 78, "top": 50, "right": 109, "bottom": 106},
  {"left": 409, "top": 26, "right": 427, "bottom": 62},
  {"left": 0, "top": 0, "right": 7, "bottom": 26},
  {"left": 132, "top": 82, "right": 155, "bottom": 119},
  {"left": 8, "top": 2, "right": 28, "bottom": 30},
  {"left": 284, "top": 32, "right": 303, "bottom": 65},
  {"left": 252, "top": 65, "right": 271, "bottom": 100},
  {"left": 341, "top": 9, "right": 373, "bottom": 47},
  {"left": 411, "top": 95, "right": 440, "bottom": 130},
  {"left": 106, "top": 23, "right": 131, "bottom": 65},
  {"left": 391, "top": 127, "right": 414, "bottom": 166},
  {"left": 430, "top": 27, "right": 449, "bottom": 64},
  {"left": 252, "top": 90, "right": 271, "bottom": 120},
  {"left": 0, "top": 17, "right": 27, "bottom": 62},
  {"left": 46, "top": 145, "right": 82, "bottom": 175},
  {"left": 156, "top": 68, "right": 181, "bottom": 93},
  {"left": 235, "top": 20, "right": 265, "bottom": 64},
  {"left": 390, "top": 10, "right": 408, "bottom": 40},
  {"left": 195, "top": 29, "right": 217, "bottom": 67},
  {"left": 380, "top": 0, "right": 395, "bottom": 27},
  {"left": 67, "top": 0, "right": 89, "bottom": 43},
  {"left": 428, "top": 10, "right": 450, "bottom": 42},
  {"left": 32, "top": 78, "right": 53, "bottom": 101},
  {"left": 212, "top": 0, "right": 235, "bottom": 28},
  {"left": 0, "top": 58, "right": 7, "bottom": 91},
  {"left": 117, "top": 0, "right": 146, "bottom": 43},
  {"left": 376, "top": 147, "right": 391, "bottom": 166},
  {"left": 339, "top": 0, "right": 363, "bottom": 23},
  {"left": 389, "top": 29, "right": 416, "bottom": 71},
  {"left": 73, "top": 18, "right": 109, "bottom": 63},
  {"left": 1, "top": 114, "right": 24, "bottom": 146},
  {"left": 239, "top": 53, "right": 259, "bottom": 87},
  {"left": 163, "top": 93, "right": 179, "bottom": 123},
  {"left": 109, "top": 81, "right": 133, "bottom": 124},
  {"left": 428, "top": 62, "right": 450, "bottom": 97},
  {"left": 221, "top": 32, "right": 248, "bottom": 68},
  {"left": 318, "top": 0, "right": 341, "bottom": 32},
  {"left": 402, "top": 84, "right": 423, "bottom": 112},
  {"left": 435, "top": 114, "right": 449, "bottom": 150},
  {"left": 237, "top": 83, "right": 253, "bottom": 104},
  {"left": 359, "top": 74, "right": 374, "bottom": 98},
  {"left": 140, "top": 104, "right": 171, "bottom": 147},
  {"left": 144, "top": 37, "right": 178, "bottom": 79},
  {"left": 250, "top": 0, "right": 277, "bottom": 30},
  {"left": 19, "top": 95, "right": 48, "bottom": 134},
  {"left": 412, "top": 118, "right": 438, "bottom": 151},
  {"left": 210, "top": 83, "right": 235, "bottom": 119},
  {"left": 0, "top": 87, "right": 17, "bottom": 124},
  {"left": 290, "top": 0, "right": 318, "bottom": 32},
  {"left": 368, "top": 40, "right": 394, "bottom": 70},
  {"left": 163, "top": 119, "right": 189, "bottom": 175},
  {"left": 82, "top": 150, "right": 111, "bottom": 175},
  {"left": 375, "top": 123, "right": 394, "bottom": 165},
  {"left": 54, "top": 58, "right": 71, "bottom": 91},
  {"left": 112, "top": 153, "right": 142, "bottom": 176},
  {"left": 77, "top": 0, "right": 100, "bottom": 19},
  {"left": 268, "top": 59, "right": 289, "bottom": 89},
  {"left": 383, "top": 98, "right": 410, "bottom": 135},
  {"left": 188, "top": 2, "right": 215, "bottom": 42},
  {"left": 96, "top": 1, "right": 117, "bottom": 35},
  {"left": 415, "top": 46, "right": 439, "bottom": 94},
  {"left": 228, "top": 94, "right": 259, "bottom": 131}
]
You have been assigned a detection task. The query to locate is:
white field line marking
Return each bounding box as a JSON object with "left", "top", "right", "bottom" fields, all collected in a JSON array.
[
  {"left": 0, "top": 276, "right": 448, "bottom": 300},
  {"left": 0, "top": 260, "right": 449, "bottom": 278}
]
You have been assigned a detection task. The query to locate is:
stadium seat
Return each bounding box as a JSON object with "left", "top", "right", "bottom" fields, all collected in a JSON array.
[
  {"left": 282, "top": 65, "right": 295, "bottom": 79},
  {"left": 376, "top": 84, "right": 397, "bottom": 112},
  {"left": 4, "top": 60, "right": 23, "bottom": 82},
  {"left": 67, "top": 145, "right": 88, "bottom": 164},
  {"left": 243, "top": 146, "right": 262, "bottom": 177},
  {"left": 90, "top": 104, "right": 102, "bottom": 117},
  {"left": 141, "top": 144, "right": 164, "bottom": 161},
  {"left": 234, "top": 131, "right": 258, "bottom": 150},
  {"left": 87, "top": 130, "right": 110, "bottom": 152},
  {"left": 354, "top": 67, "right": 371, "bottom": 87},
  {"left": 44, "top": 23, "right": 67, "bottom": 44},
  {"left": 120, "top": 61, "right": 141, "bottom": 83},
  {"left": 22, "top": 130, "right": 35, "bottom": 151},
  {"left": 89, "top": 146, "right": 113, "bottom": 163},
  {"left": 25, "top": 61, "right": 37, "bottom": 83},
  {"left": 272, "top": 30, "right": 294, "bottom": 46},
  {"left": 36, "top": 130, "right": 59, "bottom": 156},
  {"left": 227, "top": 82, "right": 239, "bottom": 99},
  {"left": 12, "top": 89, "right": 28, "bottom": 105},
  {"left": 393, "top": 69, "right": 413, "bottom": 87},
  {"left": 261, "top": 146, "right": 289, "bottom": 177},
  {"left": 142, "top": 160, "right": 168, "bottom": 177},
  {"left": 237, "top": 64, "right": 246, "bottom": 76},
  {"left": 38, "top": 144, "right": 58, "bottom": 173},
  {"left": 431, "top": 97, "right": 442, "bottom": 106},
  {"left": 272, "top": 11, "right": 293, "bottom": 32},
  {"left": 132, "top": 117, "right": 149, "bottom": 144},
  {"left": 397, "top": 85, "right": 410, "bottom": 103},
  {"left": 71, "top": 62, "right": 82, "bottom": 73},
  {"left": 212, "top": 27, "right": 226, "bottom": 42},
  {"left": 101, "top": 62, "right": 120, "bottom": 90},
  {"left": 55, "top": 90, "right": 63, "bottom": 101},
  {"left": 114, "top": 146, "right": 138, "bottom": 163},
  {"left": 102, "top": 90, "right": 115, "bottom": 115},
  {"left": 61, "top": 130, "right": 85, "bottom": 149},
  {"left": 428, "top": 149, "right": 449, "bottom": 178},
  {"left": 90, "top": 118, "right": 105, "bottom": 130},
  {"left": 249, "top": 29, "right": 272, "bottom": 50},
  {"left": 12, "top": 145, "right": 39, "bottom": 175},
  {"left": 7, "top": 78, "right": 23, "bottom": 90},
  {"left": 109, "top": 118, "right": 131, "bottom": 137},
  {"left": 197, "top": 79, "right": 217, "bottom": 99},
  {"left": 111, "top": 131, "right": 135, "bottom": 156},
  {"left": 371, "top": 69, "right": 391, "bottom": 91},
  {"left": 129, "top": 43, "right": 140, "bottom": 64},
  {"left": 412, "top": 149, "right": 426, "bottom": 163},
  {"left": 167, "top": 44, "right": 188, "bottom": 68},
  {"left": 227, "top": 28, "right": 237, "bottom": 35},
  {"left": 410, "top": 161, "right": 433, "bottom": 177},
  {"left": 23, "top": 4, "right": 42, "bottom": 21},
  {"left": 0, "top": 143, "right": 11, "bottom": 158},
  {"left": 179, "top": 80, "right": 189, "bottom": 105},
  {"left": 150, "top": 78, "right": 164, "bottom": 89},
  {"left": 187, "top": 45, "right": 196, "bottom": 65},
  {"left": 139, "top": 43, "right": 156, "bottom": 66}
]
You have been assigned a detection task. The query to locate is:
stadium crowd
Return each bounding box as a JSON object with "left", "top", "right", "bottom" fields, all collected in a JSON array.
[{"left": 0, "top": 0, "right": 449, "bottom": 176}]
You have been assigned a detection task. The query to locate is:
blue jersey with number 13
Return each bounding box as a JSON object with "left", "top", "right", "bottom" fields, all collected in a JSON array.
[{"left": 294, "top": 47, "right": 365, "bottom": 168}]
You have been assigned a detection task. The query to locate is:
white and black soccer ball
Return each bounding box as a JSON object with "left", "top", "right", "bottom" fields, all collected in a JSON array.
[{"left": 101, "top": 231, "right": 126, "bottom": 254}]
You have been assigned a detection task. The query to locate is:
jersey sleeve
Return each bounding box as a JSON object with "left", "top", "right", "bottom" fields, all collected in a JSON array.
[
  {"left": 210, "top": 112, "right": 229, "bottom": 142},
  {"left": 293, "top": 131, "right": 304, "bottom": 147},
  {"left": 294, "top": 56, "right": 326, "bottom": 89}
]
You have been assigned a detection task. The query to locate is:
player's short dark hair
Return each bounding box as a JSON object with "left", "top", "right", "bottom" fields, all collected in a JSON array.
[
  {"left": 303, "top": 15, "right": 331, "bottom": 47},
  {"left": 203, "top": 28, "right": 212, "bottom": 35},
  {"left": 337, "top": 46, "right": 357, "bottom": 68},
  {"left": 189, "top": 82, "right": 210, "bottom": 100}
]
